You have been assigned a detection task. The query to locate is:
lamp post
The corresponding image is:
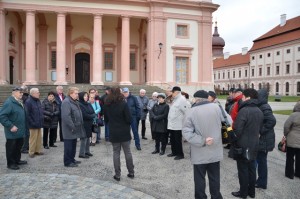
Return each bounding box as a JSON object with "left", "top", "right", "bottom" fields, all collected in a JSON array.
[{"left": 158, "top": 42, "right": 163, "bottom": 59}]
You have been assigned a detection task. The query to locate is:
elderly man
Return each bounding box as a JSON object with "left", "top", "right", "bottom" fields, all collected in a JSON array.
[
  {"left": 25, "top": 88, "right": 44, "bottom": 158},
  {"left": 55, "top": 85, "right": 65, "bottom": 142},
  {"left": 0, "top": 87, "right": 27, "bottom": 170},
  {"left": 136, "top": 89, "right": 149, "bottom": 140},
  {"left": 167, "top": 86, "right": 189, "bottom": 160},
  {"left": 183, "top": 90, "right": 225, "bottom": 199},
  {"left": 122, "top": 87, "right": 141, "bottom": 150}
]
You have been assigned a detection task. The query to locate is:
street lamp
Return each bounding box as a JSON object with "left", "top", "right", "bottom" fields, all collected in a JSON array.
[{"left": 158, "top": 42, "right": 163, "bottom": 59}]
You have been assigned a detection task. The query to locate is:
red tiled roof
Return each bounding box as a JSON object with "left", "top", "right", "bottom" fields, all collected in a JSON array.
[
  {"left": 213, "top": 53, "right": 250, "bottom": 69},
  {"left": 250, "top": 16, "right": 300, "bottom": 51}
]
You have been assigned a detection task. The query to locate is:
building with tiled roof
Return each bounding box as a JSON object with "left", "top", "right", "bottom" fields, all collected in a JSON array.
[{"left": 213, "top": 14, "right": 300, "bottom": 96}]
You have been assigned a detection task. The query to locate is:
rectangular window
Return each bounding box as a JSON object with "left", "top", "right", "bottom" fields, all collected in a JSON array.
[
  {"left": 297, "top": 82, "right": 300, "bottom": 93},
  {"left": 276, "top": 65, "right": 280, "bottom": 75},
  {"left": 104, "top": 52, "right": 113, "bottom": 69},
  {"left": 252, "top": 56, "right": 255, "bottom": 60},
  {"left": 259, "top": 55, "right": 262, "bottom": 59},
  {"left": 298, "top": 47, "right": 300, "bottom": 52},
  {"left": 267, "top": 53, "right": 271, "bottom": 57},
  {"left": 130, "top": 52, "right": 136, "bottom": 70},
  {"left": 175, "top": 57, "right": 188, "bottom": 84},
  {"left": 223, "top": 72, "right": 225, "bottom": 79},
  {"left": 51, "top": 51, "right": 56, "bottom": 69},
  {"left": 228, "top": 71, "right": 230, "bottom": 79},
  {"left": 233, "top": 71, "right": 235, "bottom": 78},
  {"left": 218, "top": 73, "right": 220, "bottom": 79},
  {"left": 245, "top": 69, "right": 247, "bottom": 77},
  {"left": 267, "top": 67, "right": 270, "bottom": 76},
  {"left": 176, "top": 24, "right": 188, "bottom": 37},
  {"left": 276, "top": 51, "right": 280, "bottom": 56},
  {"left": 286, "top": 64, "right": 290, "bottom": 74},
  {"left": 287, "top": 49, "right": 290, "bottom": 54},
  {"left": 239, "top": 70, "right": 241, "bottom": 78},
  {"left": 214, "top": 74, "right": 216, "bottom": 80},
  {"left": 298, "top": 63, "right": 300, "bottom": 73},
  {"left": 251, "top": 68, "right": 254, "bottom": 77},
  {"left": 259, "top": 68, "right": 262, "bottom": 76}
]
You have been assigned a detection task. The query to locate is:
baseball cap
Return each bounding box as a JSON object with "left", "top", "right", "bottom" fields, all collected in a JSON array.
[
  {"left": 122, "top": 87, "right": 129, "bottom": 93},
  {"left": 12, "top": 86, "right": 23, "bottom": 92}
]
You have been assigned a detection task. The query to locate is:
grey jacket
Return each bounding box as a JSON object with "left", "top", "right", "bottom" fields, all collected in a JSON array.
[
  {"left": 168, "top": 93, "right": 190, "bottom": 130},
  {"left": 136, "top": 95, "right": 149, "bottom": 120},
  {"left": 61, "top": 96, "right": 85, "bottom": 139},
  {"left": 182, "top": 101, "right": 225, "bottom": 164},
  {"left": 284, "top": 101, "right": 300, "bottom": 149}
]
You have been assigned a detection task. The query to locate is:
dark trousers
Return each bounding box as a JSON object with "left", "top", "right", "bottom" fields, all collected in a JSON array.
[
  {"left": 131, "top": 118, "right": 140, "bottom": 147},
  {"left": 149, "top": 119, "right": 155, "bottom": 139},
  {"left": 58, "top": 118, "right": 63, "bottom": 141},
  {"left": 43, "top": 128, "right": 57, "bottom": 147},
  {"left": 6, "top": 138, "right": 24, "bottom": 166},
  {"left": 21, "top": 128, "right": 30, "bottom": 152},
  {"left": 194, "top": 162, "right": 223, "bottom": 199},
  {"left": 138, "top": 119, "right": 146, "bottom": 137},
  {"left": 154, "top": 132, "right": 168, "bottom": 152},
  {"left": 104, "top": 121, "right": 109, "bottom": 140},
  {"left": 256, "top": 151, "right": 268, "bottom": 187},
  {"left": 237, "top": 159, "right": 256, "bottom": 198},
  {"left": 63, "top": 139, "right": 77, "bottom": 166},
  {"left": 170, "top": 130, "right": 184, "bottom": 157},
  {"left": 285, "top": 146, "right": 300, "bottom": 178}
]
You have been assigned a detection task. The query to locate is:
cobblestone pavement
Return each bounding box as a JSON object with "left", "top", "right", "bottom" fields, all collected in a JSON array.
[{"left": 0, "top": 103, "right": 300, "bottom": 199}]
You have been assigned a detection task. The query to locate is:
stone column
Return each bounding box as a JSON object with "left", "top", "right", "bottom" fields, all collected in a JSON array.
[
  {"left": 38, "top": 25, "right": 48, "bottom": 83},
  {"left": 91, "top": 14, "right": 104, "bottom": 85},
  {"left": 120, "top": 16, "right": 132, "bottom": 85},
  {"left": 55, "top": 12, "right": 67, "bottom": 85},
  {"left": 0, "top": 9, "right": 7, "bottom": 84},
  {"left": 25, "top": 10, "right": 37, "bottom": 85}
]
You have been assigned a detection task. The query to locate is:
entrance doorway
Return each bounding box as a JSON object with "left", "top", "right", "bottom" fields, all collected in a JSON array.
[
  {"left": 75, "top": 53, "right": 90, "bottom": 83},
  {"left": 9, "top": 56, "right": 14, "bottom": 84}
]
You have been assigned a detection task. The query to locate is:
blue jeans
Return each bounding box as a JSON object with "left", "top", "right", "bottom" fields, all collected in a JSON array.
[
  {"left": 130, "top": 118, "right": 140, "bottom": 148},
  {"left": 256, "top": 151, "right": 268, "bottom": 188},
  {"left": 104, "top": 121, "right": 109, "bottom": 140}
]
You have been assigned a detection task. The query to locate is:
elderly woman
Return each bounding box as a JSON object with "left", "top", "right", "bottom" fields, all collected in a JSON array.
[
  {"left": 42, "top": 91, "right": 60, "bottom": 149},
  {"left": 150, "top": 93, "right": 169, "bottom": 155},
  {"left": 104, "top": 87, "right": 134, "bottom": 181},
  {"left": 284, "top": 101, "right": 300, "bottom": 179}
]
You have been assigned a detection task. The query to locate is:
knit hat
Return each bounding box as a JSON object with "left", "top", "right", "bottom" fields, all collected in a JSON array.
[
  {"left": 208, "top": 91, "right": 217, "bottom": 99},
  {"left": 193, "top": 90, "right": 208, "bottom": 99},
  {"left": 171, "top": 86, "right": 181, "bottom": 92},
  {"left": 157, "top": 93, "right": 166, "bottom": 99},
  {"left": 12, "top": 86, "right": 22, "bottom": 91}
]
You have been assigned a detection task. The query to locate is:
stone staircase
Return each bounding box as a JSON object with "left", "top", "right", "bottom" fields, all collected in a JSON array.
[{"left": 0, "top": 84, "right": 166, "bottom": 106}]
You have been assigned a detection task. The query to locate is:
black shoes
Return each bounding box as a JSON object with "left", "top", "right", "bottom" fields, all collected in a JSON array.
[
  {"left": 113, "top": 175, "right": 120, "bottom": 181},
  {"left": 17, "top": 160, "right": 27, "bottom": 165},
  {"left": 127, "top": 174, "right": 134, "bottom": 179},
  {"left": 85, "top": 152, "right": 93, "bottom": 156},
  {"left": 44, "top": 146, "right": 49, "bottom": 149},
  {"left": 21, "top": 150, "right": 28, "bottom": 154},
  {"left": 159, "top": 151, "right": 165, "bottom": 155},
  {"left": 152, "top": 150, "right": 159, "bottom": 154},
  {"left": 136, "top": 146, "right": 141, "bottom": 150},
  {"left": 167, "top": 153, "right": 176, "bottom": 157},
  {"left": 65, "top": 163, "right": 78, "bottom": 167},
  {"left": 174, "top": 156, "right": 184, "bottom": 160},
  {"left": 74, "top": 160, "right": 81, "bottom": 164},
  {"left": 50, "top": 145, "right": 57, "bottom": 147},
  {"left": 7, "top": 164, "right": 20, "bottom": 170},
  {"left": 231, "top": 191, "right": 247, "bottom": 199},
  {"left": 255, "top": 184, "right": 267, "bottom": 189},
  {"left": 79, "top": 155, "right": 89, "bottom": 158},
  {"left": 142, "top": 137, "right": 148, "bottom": 140},
  {"left": 224, "top": 144, "right": 231, "bottom": 149}
]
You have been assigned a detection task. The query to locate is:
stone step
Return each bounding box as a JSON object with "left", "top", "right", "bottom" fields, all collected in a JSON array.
[{"left": 0, "top": 84, "right": 165, "bottom": 106}]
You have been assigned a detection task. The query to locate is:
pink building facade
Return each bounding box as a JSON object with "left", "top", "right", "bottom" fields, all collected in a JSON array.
[{"left": 0, "top": 0, "right": 218, "bottom": 91}]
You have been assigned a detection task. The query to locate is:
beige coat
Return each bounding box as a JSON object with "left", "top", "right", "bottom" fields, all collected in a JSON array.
[{"left": 284, "top": 102, "right": 300, "bottom": 149}]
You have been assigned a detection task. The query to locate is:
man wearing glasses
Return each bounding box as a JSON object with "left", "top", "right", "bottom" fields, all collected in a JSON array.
[{"left": 0, "top": 86, "right": 27, "bottom": 170}]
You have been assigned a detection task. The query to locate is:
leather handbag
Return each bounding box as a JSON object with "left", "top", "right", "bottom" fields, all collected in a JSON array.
[{"left": 278, "top": 136, "right": 286, "bottom": 152}]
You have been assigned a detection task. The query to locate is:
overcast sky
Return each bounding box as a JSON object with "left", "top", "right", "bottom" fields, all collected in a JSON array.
[{"left": 212, "top": 0, "right": 300, "bottom": 55}]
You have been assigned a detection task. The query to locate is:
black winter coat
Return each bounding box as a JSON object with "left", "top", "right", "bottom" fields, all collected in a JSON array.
[
  {"left": 104, "top": 101, "right": 132, "bottom": 143},
  {"left": 42, "top": 98, "right": 60, "bottom": 129},
  {"left": 257, "top": 89, "right": 276, "bottom": 152},
  {"left": 25, "top": 96, "right": 44, "bottom": 129},
  {"left": 150, "top": 102, "right": 169, "bottom": 133},
  {"left": 78, "top": 92, "right": 96, "bottom": 138},
  {"left": 125, "top": 94, "right": 141, "bottom": 120},
  {"left": 230, "top": 99, "right": 264, "bottom": 160}
]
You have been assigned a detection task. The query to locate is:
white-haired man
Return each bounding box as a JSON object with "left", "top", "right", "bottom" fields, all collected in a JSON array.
[{"left": 136, "top": 89, "right": 149, "bottom": 140}]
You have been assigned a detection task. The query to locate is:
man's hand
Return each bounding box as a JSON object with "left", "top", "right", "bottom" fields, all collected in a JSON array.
[
  {"left": 10, "top": 126, "right": 18, "bottom": 133},
  {"left": 205, "top": 137, "right": 213, "bottom": 146}
]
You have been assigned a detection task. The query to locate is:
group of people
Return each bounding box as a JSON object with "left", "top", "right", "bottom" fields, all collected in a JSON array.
[{"left": 1, "top": 84, "right": 299, "bottom": 199}]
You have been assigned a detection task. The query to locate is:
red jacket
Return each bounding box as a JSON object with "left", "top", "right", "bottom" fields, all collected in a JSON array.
[{"left": 230, "top": 94, "right": 243, "bottom": 129}]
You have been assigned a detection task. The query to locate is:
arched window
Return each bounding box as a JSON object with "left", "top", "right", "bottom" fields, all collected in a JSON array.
[
  {"left": 259, "top": 83, "right": 262, "bottom": 89},
  {"left": 266, "top": 83, "right": 270, "bottom": 91},
  {"left": 276, "top": 82, "right": 279, "bottom": 93},
  {"left": 286, "top": 82, "right": 289, "bottom": 93},
  {"left": 9, "top": 29, "right": 15, "bottom": 45},
  {"left": 244, "top": 84, "right": 248, "bottom": 89},
  {"left": 251, "top": 83, "right": 254, "bottom": 89}
]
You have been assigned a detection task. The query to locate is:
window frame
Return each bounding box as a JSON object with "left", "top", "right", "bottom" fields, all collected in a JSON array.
[{"left": 175, "top": 23, "right": 190, "bottom": 39}]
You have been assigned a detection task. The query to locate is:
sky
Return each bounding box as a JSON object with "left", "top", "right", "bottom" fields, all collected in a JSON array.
[{"left": 212, "top": 0, "right": 300, "bottom": 55}]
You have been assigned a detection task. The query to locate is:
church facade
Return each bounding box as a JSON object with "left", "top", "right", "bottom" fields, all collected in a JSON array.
[{"left": 0, "top": 0, "right": 218, "bottom": 92}]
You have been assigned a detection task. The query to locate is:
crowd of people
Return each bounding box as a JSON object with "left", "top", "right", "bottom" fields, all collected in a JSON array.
[{"left": 0, "top": 84, "right": 299, "bottom": 199}]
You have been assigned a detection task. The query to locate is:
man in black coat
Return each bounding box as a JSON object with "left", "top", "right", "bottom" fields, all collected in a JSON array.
[
  {"left": 230, "top": 89, "right": 264, "bottom": 199},
  {"left": 20, "top": 85, "right": 30, "bottom": 154},
  {"left": 256, "top": 89, "right": 276, "bottom": 189}
]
